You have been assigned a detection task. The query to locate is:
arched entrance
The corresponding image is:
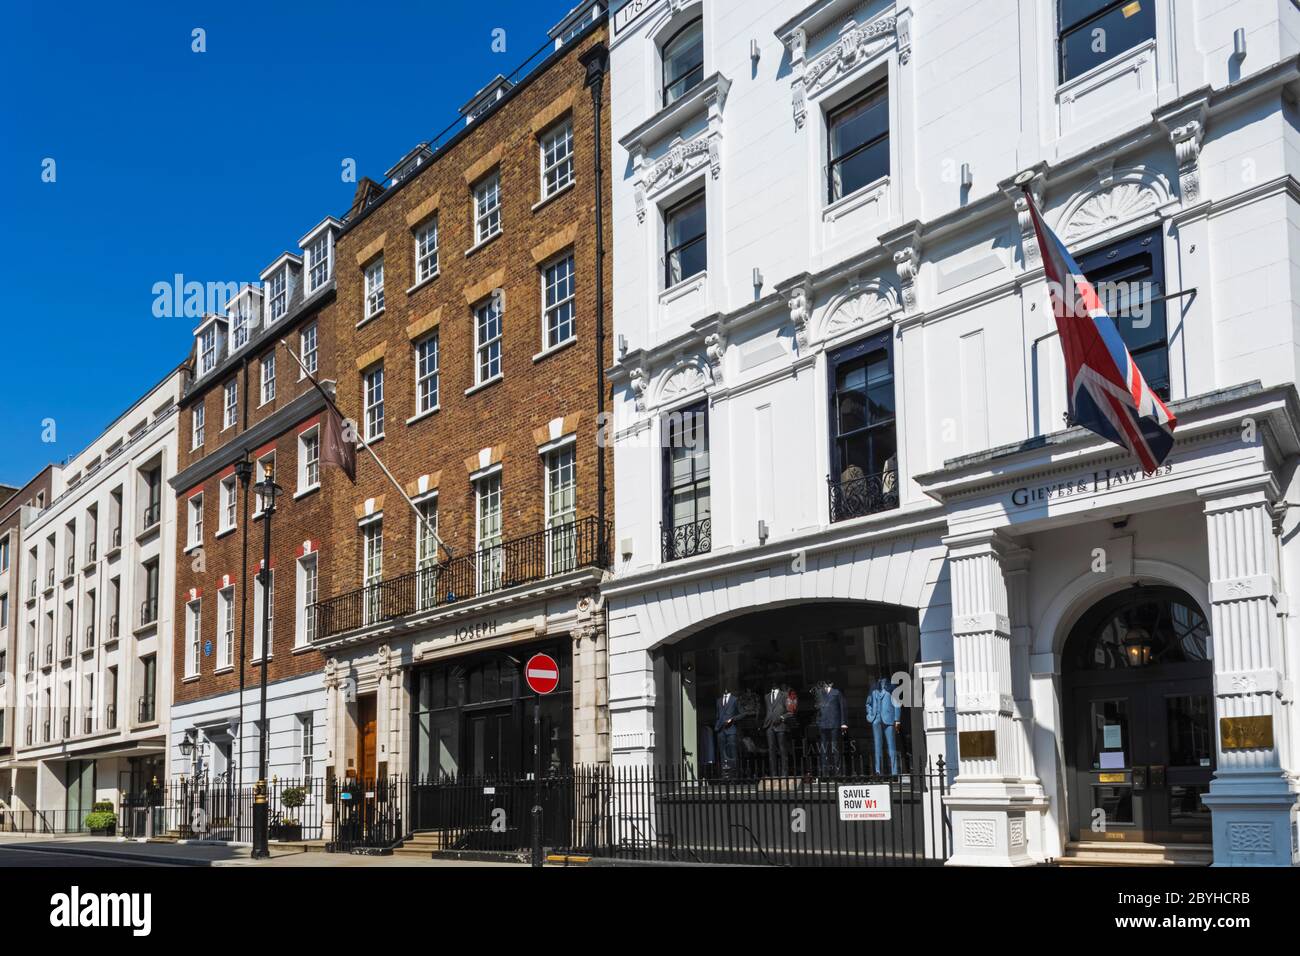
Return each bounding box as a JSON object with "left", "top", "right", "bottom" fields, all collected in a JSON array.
[{"left": 1062, "top": 585, "right": 1215, "bottom": 845}]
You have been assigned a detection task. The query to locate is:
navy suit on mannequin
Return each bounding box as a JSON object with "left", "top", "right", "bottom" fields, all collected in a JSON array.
[
  {"left": 866, "top": 677, "right": 902, "bottom": 775},
  {"left": 714, "top": 692, "right": 741, "bottom": 779},
  {"left": 762, "top": 687, "right": 792, "bottom": 777},
  {"left": 815, "top": 682, "right": 847, "bottom": 776}
]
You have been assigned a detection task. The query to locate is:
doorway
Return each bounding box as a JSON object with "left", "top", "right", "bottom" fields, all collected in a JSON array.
[
  {"left": 465, "top": 705, "right": 517, "bottom": 777},
  {"left": 1063, "top": 586, "right": 1215, "bottom": 845},
  {"left": 356, "top": 695, "right": 377, "bottom": 781}
]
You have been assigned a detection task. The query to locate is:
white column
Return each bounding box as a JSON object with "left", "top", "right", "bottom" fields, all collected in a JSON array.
[
  {"left": 1200, "top": 478, "right": 1299, "bottom": 866},
  {"left": 944, "top": 530, "right": 1039, "bottom": 866},
  {"left": 322, "top": 659, "right": 339, "bottom": 840}
]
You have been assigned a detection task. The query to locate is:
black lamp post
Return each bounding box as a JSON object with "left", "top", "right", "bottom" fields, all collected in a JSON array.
[
  {"left": 233, "top": 456, "right": 253, "bottom": 832},
  {"left": 251, "top": 463, "right": 283, "bottom": 859}
]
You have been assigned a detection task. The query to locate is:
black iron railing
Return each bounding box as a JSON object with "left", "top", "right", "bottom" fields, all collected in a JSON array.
[
  {"left": 312, "top": 517, "right": 611, "bottom": 641},
  {"left": 661, "top": 517, "right": 711, "bottom": 562},
  {"left": 138, "top": 696, "right": 155, "bottom": 723},
  {"left": 140, "top": 598, "right": 158, "bottom": 627},
  {"left": 328, "top": 776, "right": 405, "bottom": 851},
  {"left": 371, "top": 757, "right": 950, "bottom": 866},
  {"left": 141, "top": 503, "right": 161, "bottom": 532},
  {"left": 120, "top": 777, "right": 326, "bottom": 842},
  {"left": 828, "top": 469, "right": 900, "bottom": 523}
]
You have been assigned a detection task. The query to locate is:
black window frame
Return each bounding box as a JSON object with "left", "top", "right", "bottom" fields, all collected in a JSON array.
[
  {"left": 1058, "top": 0, "right": 1157, "bottom": 84},
  {"left": 1076, "top": 226, "right": 1170, "bottom": 402},
  {"left": 827, "top": 330, "right": 899, "bottom": 522},
  {"left": 661, "top": 399, "right": 711, "bottom": 561},
  {"left": 663, "top": 190, "right": 707, "bottom": 288},
  {"left": 661, "top": 17, "right": 704, "bottom": 107},
  {"left": 826, "top": 80, "right": 890, "bottom": 204}
]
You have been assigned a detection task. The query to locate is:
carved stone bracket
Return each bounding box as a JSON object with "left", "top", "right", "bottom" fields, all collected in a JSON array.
[
  {"left": 1000, "top": 164, "right": 1047, "bottom": 270},
  {"left": 1156, "top": 97, "right": 1209, "bottom": 204},
  {"left": 704, "top": 330, "right": 727, "bottom": 381},
  {"left": 784, "top": 274, "right": 814, "bottom": 351}
]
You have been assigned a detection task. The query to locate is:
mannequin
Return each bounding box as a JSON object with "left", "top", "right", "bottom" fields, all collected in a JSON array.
[
  {"left": 866, "top": 676, "right": 902, "bottom": 775},
  {"left": 714, "top": 688, "right": 741, "bottom": 780},
  {"left": 762, "top": 685, "right": 793, "bottom": 777},
  {"left": 814, "top": 680, "right": 847, "bottom": 777}
]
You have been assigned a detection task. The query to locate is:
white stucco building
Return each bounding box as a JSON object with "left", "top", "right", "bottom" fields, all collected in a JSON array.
[
  {"left": 604, "top": 0, "right": 1300, "bottom": 866},
  {"left": 1, "top": 368, "right": 183, "bottom": 829}
]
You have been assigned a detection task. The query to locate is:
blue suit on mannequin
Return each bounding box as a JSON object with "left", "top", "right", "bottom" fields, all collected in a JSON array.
[
  {"left": 815, "top": 682, "right": 847, "bottom": 776},
  {"left": 714, "top": 692, "right": 741, "bottom": 779},
  {"left": 866, "top": 677, "right": 902, "bottom": 775}
]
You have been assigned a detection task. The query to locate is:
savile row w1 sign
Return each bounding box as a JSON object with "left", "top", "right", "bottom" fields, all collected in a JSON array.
[{"left": 838, "top": 784, "right": 892, "bottom": 821}]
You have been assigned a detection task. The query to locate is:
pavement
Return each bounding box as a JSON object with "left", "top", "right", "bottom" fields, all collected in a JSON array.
[{"left": 0, "top": 834, "right": 516, "bottom": 867}]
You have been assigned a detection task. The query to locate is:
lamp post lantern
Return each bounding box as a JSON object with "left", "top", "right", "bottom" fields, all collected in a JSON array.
[{"left": 250, "top": 463, "right": 283, "bottom": 859}]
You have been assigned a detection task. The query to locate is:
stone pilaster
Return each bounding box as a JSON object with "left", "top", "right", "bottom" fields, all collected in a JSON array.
[
  {"left": 1199, "top": 478, "right": 1299, "bottom": 865},
  {"left": 944, "top": 530, "right": 1039, "bottom": 866},
  {"left": 572, "top": 591, "right": 610, "bottom": 765},
  {"left": 322, "top": 657, "right": 340, "bottom": 840}
]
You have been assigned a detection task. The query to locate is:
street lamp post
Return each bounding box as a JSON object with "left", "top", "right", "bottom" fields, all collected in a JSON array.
[{"left": 251, "top": 464, "right": 283, "bottom": 859}]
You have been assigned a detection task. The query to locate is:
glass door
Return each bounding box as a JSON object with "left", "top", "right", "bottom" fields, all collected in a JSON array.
[
  {"left": 1147, "top": 681, "right": 1215, "bottom": 843},
  {"left": 1072, "top": 690, "right": 1150, "bottom": 842}
]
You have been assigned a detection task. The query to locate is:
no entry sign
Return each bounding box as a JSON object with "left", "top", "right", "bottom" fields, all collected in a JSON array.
[{"left": 525, "top": 653, "right": 560, "bottom": 695}]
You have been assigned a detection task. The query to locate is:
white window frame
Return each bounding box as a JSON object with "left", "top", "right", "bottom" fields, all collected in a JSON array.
[
  {"left": 542, "top": 253, "right": 576, "bottom": 350},
  {"left": 192, "top": 403, "right": 205, "bottom": 450},
  {"left": 199, "top": 325, "right": 217, "bottom": 375},
  {"left": 296, "top": 553, "right": 318, "bottom": 648},
  {"left": 231, "top": 298, "right": 252, "bottom": 351},
  {"left": 223, "top": 379, "right": 238, "bottom": 430},
  {"left": 185, "top": 598, "right": 201, "bottom": 677},
  {"left": 218, "top": 586, "right": 234, "bottom": 669},
  {"left": 415, "top": 334, "right": 439, "bottom": 414},
  {"left": 307, "top": 235, "right": 332, "bottom": 293},
  {"left": 300, "top": 322, "right": 318, "bottom": 376},
  {"left": 364, "top": 258, "right": 385, "bottom": 320},
  {"left": 299, "top": 713, "right": 315, "bottom": 779},
  {"left": 253, "top": 568, "right": 274, "bottom": 661},
  {"left": 540, "top": 119, "right": 574, "bottom": 199},
  {"left": 298, "top": 426, "right": 321, "bottom": 494},
  {"left": 473, "top": 172, "right": 502, "bottom": 245},
  {"left": 414, "top": 218, "right": 439, "bottom": 284},
  {"left": 415, "top": 496, "right": 439, "bottom": 611},
  {"left": 220, "top": 475, "right": 237, "bottom": 533},
  {"left": 260, "top": 351, "right": 276, "bottom": 406},
  {"left": 268, "top": 269, "right": 288, "bottom": 323},
  {"left": 187, "top": 494, "right": 203, "bottom": 549},
  {"left": 362, "top": 518, "right": 383, "bottom": 625},
  {"left": 474, "top": 472, "right": 503, "bottom": 593},
  {"left": 474, "top": 295, "right": 503, "bottom": 384},
  {"left": 363, "top": 364, "right": 385, "bottom": 440},
  {"left": 545, "top": 443, "right": 578, "bottom": 574}
]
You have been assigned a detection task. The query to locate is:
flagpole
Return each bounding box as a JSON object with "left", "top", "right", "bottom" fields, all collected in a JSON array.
[{"left": 277, "top": 338, "right": 452, "bottom": 560}]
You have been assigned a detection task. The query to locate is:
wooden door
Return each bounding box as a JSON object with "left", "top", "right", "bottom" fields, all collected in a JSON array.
[{"left": 357, "top": 695, "right": 377, "bottom": 781}]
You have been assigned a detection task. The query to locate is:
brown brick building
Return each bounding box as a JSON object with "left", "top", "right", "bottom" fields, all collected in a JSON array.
[
  {"left": 312, "top": 14, "right": 613, "bottom": 788},
  {"left": 168, "top": 216, "right": 343, "bottom": 788}
]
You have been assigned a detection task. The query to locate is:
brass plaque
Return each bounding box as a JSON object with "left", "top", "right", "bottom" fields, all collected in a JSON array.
[
  {"left": 1098, "top": 773, "right": 1125, "bottom": 783},
  {"left": 1220, "top": 715, "right": 1275, "bottom": 751},
  {"left": 958, "top": 730, "right": 996, "bottom": 759}
]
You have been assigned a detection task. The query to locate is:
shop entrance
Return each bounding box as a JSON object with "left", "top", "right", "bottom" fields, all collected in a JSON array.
[
  {"left": 1063, "top": 586, "right": 1215, "bottom": 845},
  {"left": 465, "top": 705, "right": 517, "bottom": 777},
  {"left": 356, "top": 695, "right": 377, "bottom": 780}
]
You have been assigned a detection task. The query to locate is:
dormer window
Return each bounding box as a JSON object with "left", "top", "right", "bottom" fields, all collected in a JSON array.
[
  {"left": 662, "top": 19, "right": 704, "bottom": 107},
  {"left": 231, "top": 298, "right": 251, "bottom": 350},
  {"left": 268, "top": 269, "right": 288, "bottom": 323},
  {"left": 198, "top": 325, "right": 218, "bottom": 375},
  {"left": 306, "top": 234, "right": 331, "bottom": 292}
]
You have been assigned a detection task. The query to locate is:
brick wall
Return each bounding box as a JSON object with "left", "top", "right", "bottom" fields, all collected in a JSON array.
[{"left": 324, "top": 27, "right": 613, "bottom": 605}]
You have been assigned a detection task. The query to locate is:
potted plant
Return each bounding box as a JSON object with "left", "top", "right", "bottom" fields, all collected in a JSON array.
[
  {"left": 84, "top": 800, "right": 116, "bottom": 836},
  {"left": 273, "top": 786, "right": 307, "bottom": 841}
]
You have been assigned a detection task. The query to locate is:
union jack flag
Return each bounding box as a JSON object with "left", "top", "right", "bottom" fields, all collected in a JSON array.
[{"left": 1023, "top": 189, "right": 1176, "bottom": 471}]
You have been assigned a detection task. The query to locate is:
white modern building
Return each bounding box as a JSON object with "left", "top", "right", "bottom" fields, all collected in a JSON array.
[
  {"left": 1, "top": 368, "right": 183, "bottom": 830},
  {"left": 603, "top": 0, "right": 1300, "bottom": 866}
]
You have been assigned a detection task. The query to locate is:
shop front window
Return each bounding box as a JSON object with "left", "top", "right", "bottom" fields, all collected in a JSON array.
[
  {"left": 667, "top": 603, "right": 919, "bottom": 779},
  {"left": 412, "top": 645, "right": 572, "bottom": 781}
]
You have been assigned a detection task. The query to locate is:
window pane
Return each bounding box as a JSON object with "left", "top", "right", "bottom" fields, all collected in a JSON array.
[
  {"left": 830, "top": 87, "right": 888, "bottom": 163},
  {"left": 663, "top": 20, "right": 704, "bottom": 104},
  {"left": 1060, "top": 1, "right": 1155, "bottom": 82},
  {"left": 831, "top": 136, "right": 889, "bottom": 201}
]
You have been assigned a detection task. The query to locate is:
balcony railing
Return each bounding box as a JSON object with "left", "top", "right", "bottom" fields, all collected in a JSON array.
[
  {"left": 141, "top": 503, "right": 161, "bottom": 533},
  {"left": 82, "top": 712, "right": 95, "bottom": 735},
  {"left": 138, "top": 696, "right": 156, "bottom": 723},
  {"left": 827, "top": 469, "right": 899, "bottom": 523},
  {"left": 84, "top": 624, "right": 95, "bottom": 650},
  {"left": 42, "top": 644, "right": 53, "bottom": 667},
  {"left": 86, "top": 541, "right": 97, "bottom": 564},
  {"left": 65, "top": 556, "right": 75, "bottom": 578},
  {"left": 312, "top": 516, "right": 611, "bottom": 641},
  {"left": 45, "top": 568, "right": 54, "bottom": 589},
  {"left": 62, "top": 635, "right": 72, "bottom": 659},
  {"left": 42, "top": 720, "right": 50, "bottom": 743},
  {"left": 109, "top": 613, "right": 120, "bottom": 639},
  {"left": 661, "top": 517, "right": 712, "bottom": 562},
  {"left": 61, "top": 715, "right": 70, "bottom": 738},
  {"left": 106, "top": 703, "right": 117, "bottom": 730},
  {"left": 110, "top": 526, "right": 122, "bottom": 550},
  {"left": 140, "top": 598, "right": 158, "bottom": 627}
]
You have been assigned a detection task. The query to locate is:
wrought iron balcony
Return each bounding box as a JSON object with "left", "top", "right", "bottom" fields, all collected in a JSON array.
[
  {"left": 311, "top": 516, "right": 611, "bottom": 642},
  {"left": 140, "top": 598, "right": 158, "bottom": 627},
  {"left": 106, "top": 703, "right": 117, "bottom": 730},
  {"left": 138, "top": 696, "right": 156, "bottom": 723},
  {"left": 85, "top": 624, "right": 95, "bottom": 650},
  {"left": 827, "top": 468, "right": 899, "bottom": 523},
  {"left": 661, "top": 517, "right": 712, "bottom": 562}
]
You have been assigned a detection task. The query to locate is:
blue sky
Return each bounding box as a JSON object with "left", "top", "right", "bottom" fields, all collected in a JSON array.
[{"left": 0, "top": 0, "right": 575, "bottom": 487}]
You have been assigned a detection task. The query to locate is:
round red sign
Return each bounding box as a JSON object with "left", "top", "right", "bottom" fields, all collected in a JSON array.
[{"left": 525, "top": 652, "right": 560, "bottom": 695}]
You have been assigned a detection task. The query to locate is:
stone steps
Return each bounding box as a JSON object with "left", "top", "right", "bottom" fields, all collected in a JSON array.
[{"left": 1058, "top": 841, "right": 1212, "bottom": 867}]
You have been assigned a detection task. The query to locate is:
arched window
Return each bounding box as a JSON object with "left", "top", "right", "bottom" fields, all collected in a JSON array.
[
  {"left": 1067, "top": 586, "right": 1209, "bottom": 671},
  {"left": 662, "top": 18, "right": 704, "bottom": 106}
]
